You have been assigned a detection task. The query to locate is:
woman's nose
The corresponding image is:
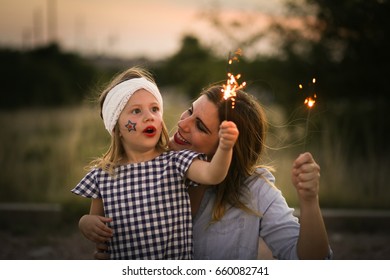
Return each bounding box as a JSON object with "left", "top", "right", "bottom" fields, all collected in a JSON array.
[{"left": 178, "top": 115, "right": 191, "bottom": 131}]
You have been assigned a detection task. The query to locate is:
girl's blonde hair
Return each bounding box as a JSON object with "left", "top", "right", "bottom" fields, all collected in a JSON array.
[{"left": 89, "top": 66, "right": 169, "bottom": 175}]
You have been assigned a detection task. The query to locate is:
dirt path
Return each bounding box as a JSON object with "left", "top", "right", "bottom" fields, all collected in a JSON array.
[{"left": 1, "top": 228, "right": 389, "bottom": 260}]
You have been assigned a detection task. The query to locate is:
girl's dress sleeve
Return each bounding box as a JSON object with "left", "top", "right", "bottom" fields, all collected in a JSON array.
[
  {"left": 71, "top": 168, "right": 101, "bottom": 199},
  {"left": 174, "top": 149, "right": 207, "bottom": 187}
]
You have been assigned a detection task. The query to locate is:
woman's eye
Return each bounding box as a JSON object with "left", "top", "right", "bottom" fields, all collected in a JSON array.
[
  {"left": 196, "top": 120, "right": 207, "bottom": 132},
  {"left": 187, "top": 107, "right": 207, "bottom": 133}
]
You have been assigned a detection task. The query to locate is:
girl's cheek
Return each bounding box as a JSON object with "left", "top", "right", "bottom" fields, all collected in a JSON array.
[{"left": 124, "top": 119, "right": 137, "bottom": 132}]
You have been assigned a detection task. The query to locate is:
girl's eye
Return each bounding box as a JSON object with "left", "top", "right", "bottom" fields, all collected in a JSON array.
[
  {"left": 152, "top": 106, "right": 159, "bottom": 112},
  {"left": 131, "top": 108, "right": 141, "bottom": 114}
]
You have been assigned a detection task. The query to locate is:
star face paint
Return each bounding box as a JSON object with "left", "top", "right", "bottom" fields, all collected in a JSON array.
[{"left": 125, "top": 120, "right": 137, "bottom": 132}]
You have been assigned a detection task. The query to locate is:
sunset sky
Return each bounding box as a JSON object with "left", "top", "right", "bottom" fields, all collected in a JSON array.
[{"left": 0, "top": 0, "right": 288, "bottom": 59}]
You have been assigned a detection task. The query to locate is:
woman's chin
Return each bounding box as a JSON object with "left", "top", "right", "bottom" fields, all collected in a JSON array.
[{"left": 168, "top": 139, "right": 181, "bottom": 151}]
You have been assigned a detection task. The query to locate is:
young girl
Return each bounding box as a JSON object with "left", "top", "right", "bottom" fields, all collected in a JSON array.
[{"left": 71, "top": 67, "right": 238, "bottom": 259}]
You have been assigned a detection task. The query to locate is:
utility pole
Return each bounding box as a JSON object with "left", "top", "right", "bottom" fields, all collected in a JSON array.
[
  {"left": 33, "top": 7, "right": 43, "bottom": 47},
  {"left": 47, "top": 0, "right": 57, "bottom": 44}
]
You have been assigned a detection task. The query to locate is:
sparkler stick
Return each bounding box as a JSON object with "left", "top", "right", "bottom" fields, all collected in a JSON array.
[
  {"left": 299, "top": 78, "right": 317, "bottom": 150},
  {"left": 221, "top": 49, "right": 246, "bottom": 120}
]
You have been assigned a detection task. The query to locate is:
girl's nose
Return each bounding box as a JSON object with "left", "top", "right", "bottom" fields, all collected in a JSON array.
[{"left": 143, "top": 111, "right": 154, "bottom": 122}]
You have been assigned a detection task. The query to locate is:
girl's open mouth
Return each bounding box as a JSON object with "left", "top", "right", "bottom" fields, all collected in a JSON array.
[{"left": 143, "top": 126, "right": 156, "bottom": 137}]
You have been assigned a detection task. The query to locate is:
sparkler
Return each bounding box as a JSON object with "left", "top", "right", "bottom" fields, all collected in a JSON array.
[
  {"left": 299, "top": 78, "right": 317, "bottom": 150},
  {"left": 221, "top": 49, "right": 246, "bottom": 120}
]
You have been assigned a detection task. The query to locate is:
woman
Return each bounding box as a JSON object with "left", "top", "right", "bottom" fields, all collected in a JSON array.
[{"left": 80, "top": 85, "right": 331, "bottom": 259}]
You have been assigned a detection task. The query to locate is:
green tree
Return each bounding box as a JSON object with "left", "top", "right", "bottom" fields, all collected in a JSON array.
[
  {"left": 154, "top": 35, "right": 226, "bottom": 98},
  {"left": 278, "top": 0, "right": 390, "bottom": 156},
  {"left": 281, "top": 0, "right": 390, "bottom": 101},
  {"left": 0, "top": 44, "right": 98, "bottom": 108}
]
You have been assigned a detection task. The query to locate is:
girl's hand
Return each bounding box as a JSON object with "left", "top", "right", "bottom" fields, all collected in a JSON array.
[
  {"left": 218, "top": 121, "right": 239, "bottom": 150},
  {"left": 79, "top": 214, "right": 113, "bottom": 243},
  {"left": 291, "top": 152, "right": 321, "bottom": 203}
]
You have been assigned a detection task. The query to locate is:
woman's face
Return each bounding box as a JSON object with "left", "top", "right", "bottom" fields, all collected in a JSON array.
[{"left": 169, "top": 95, "right": 220, "bottom": 158}]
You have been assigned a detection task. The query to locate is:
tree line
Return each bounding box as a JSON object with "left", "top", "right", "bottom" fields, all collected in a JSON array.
[
  {"left": 1, "top": 0, "right": 388, "bottom": 157},
  {"left": 1, "top": 0, "right": 388, "bottom": 109}
]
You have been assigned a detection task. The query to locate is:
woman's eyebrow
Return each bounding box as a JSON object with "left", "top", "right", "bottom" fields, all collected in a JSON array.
[
  {"left": 197, "top": 117, "right": 212, "bottom": 134},
  {"left": 193, "top": 105, "right": 212, "bottom": 134}
]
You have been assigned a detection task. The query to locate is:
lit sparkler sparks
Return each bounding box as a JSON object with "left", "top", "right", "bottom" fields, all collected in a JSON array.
[
  {"left": 221, "top": 49, "right": 246, "bottom": 119},
  {"left": 300, "top": 77, "right": 317, "bottom": 109},
  {"left": 299, "top": 78, "right": 317, "bottom": 150}
]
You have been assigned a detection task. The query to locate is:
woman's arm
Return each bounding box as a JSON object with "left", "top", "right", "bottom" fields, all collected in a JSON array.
[
  {"left": 291, "top": 152, "right": 330, "bottom": 259},
  {"left": 78, "top": 198, "right": 114, "bottom": 243},
  {"left": 186, "top": 121, "right": 238, "bottom": 185}
]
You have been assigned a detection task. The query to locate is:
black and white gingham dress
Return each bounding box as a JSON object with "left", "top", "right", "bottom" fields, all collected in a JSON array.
[{"left": 72, "top": 149, "right": 204, "bottom": 259}]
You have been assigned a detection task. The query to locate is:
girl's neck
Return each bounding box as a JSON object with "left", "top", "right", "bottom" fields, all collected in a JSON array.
[{"left": 123, "top": 148, "right": 162, "bottom": 164}]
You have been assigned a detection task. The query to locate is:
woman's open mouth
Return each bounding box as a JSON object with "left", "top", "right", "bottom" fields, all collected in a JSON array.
[{"left": 173, "top": 131, "right": 190, "bottom": 145}]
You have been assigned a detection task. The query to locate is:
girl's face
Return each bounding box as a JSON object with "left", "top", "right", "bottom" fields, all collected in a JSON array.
[
  {"left": 118, "top": 89, "right": 163, "bottom": 157},
  {"left": 169, "top": 95, "right": 220, "bottom": 159}
]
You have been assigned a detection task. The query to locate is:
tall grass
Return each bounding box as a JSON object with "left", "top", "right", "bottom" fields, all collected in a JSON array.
[
  {"left": 1, "top": 105, "right": 102, "bottom": 203},
  {"left": 1, "top": 92, "right": 388, "bottom": 211},
  {"left": 0, "top": 90, "right": 188, "bottom": 206},
  {"left": 264, "top": 103, "right": 390, "bottom": 210}
]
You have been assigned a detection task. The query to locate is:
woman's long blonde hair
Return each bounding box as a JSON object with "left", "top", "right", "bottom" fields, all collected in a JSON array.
[
  {"left": 202, "top": 85, "right": 269, "bottom": 222},
  {"left": 89, "top": 66, "right": 169, "bottom": 174}
]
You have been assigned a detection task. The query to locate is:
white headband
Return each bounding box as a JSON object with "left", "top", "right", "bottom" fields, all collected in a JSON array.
[{"left": 102, "top": 77, "right": 163, "bottom": 135}]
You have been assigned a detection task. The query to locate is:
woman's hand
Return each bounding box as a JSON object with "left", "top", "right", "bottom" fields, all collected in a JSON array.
[
  {"left": 292, "top": 153, "right": 330, "bottom": 259},
  {"left": 94, "top": 243, "right": 110, "bottom": 260},
  {"left": 291, "top": 152, "right": 321, "bottom": 203},
  {"left": 79, "top": 214, "right": 113, "bottom": 243}
]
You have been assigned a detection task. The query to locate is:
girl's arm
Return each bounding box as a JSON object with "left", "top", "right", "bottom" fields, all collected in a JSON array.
[
  {"left": 78, "top": 198, "right": 113, "bottom": 243},
  {"left": 291, "top": 152, "right": 330, "bottom": 259},
  {"left": 186, "top": 121, "right": 239, "bottom": 185}
]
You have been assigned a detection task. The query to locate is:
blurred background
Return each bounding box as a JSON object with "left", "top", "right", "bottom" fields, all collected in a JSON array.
[{"left": 0, "top": 0, "right": 389, "bottom": 259}]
